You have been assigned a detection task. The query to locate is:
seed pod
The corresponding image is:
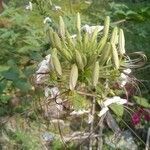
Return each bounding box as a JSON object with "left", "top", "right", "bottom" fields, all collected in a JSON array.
[
  {"left": 92, "top": 61, "right": 100, "bottom": 87},
  {"left": 66, "top": 30, "right": 75, "bottom": 48},
  {"left": 53, "top": 32, "right": 62, "bottom": 50},
  {"left": 77, "top": 12, "right": 81, "bottom": 32},
  {"left": 110, "top": 27, "right": 118, "bottom": 45},
  {"left": 82, "top": 54, "right": 87, "bottom": 67},
  {"left": 62, "top": 48, "right": 72, "bottom": 61},
  {"left": 99, "top": 42, "right": 111, "bottom": 65},
  {"left": 112, "top": 43, "right": 120, "bottom": 69},
  {"left": 119, "top": 29, "right": 125, "bottom": 55},
  {"left": 48, "top": 27, "right": 55, "bottom": 47},
  {"left": 75, "top": 50, "right": 84, "bottom": 70},
  {"left": 52, "top": 53, "right": 62, "bottom": 76},
  {"left": 103, "top": 16, "right": 110, "bottom": 37},
  {"left": 59, "top": 16, "right": 65, "bottom": 38},
  {"left": 69, "top": 64, "right": 78, "bottom": 90},
  {"left": 97, "top": 36, "right": 107, "bottom": 54}
]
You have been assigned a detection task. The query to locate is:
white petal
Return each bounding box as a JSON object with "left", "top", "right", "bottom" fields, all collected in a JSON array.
[
  {"left": 98, "top": 107, "right": 109, "bottom": 117},
  {"left": 123, "top": 68, "right": 132, "bottom": 74},
  {"left": 120, "top": 73, "right": 127, "bottom": 79},
  {"left": 50, "top": 87, "right": 60, "bottom": 98},
  {"left": 43, "top": 17, "right": 52, "bottom": 24},
  {"left": 103, "top": 96, "right": 127, "bottom": 107},
  {"left": 44, "top": 87, "right": 51, "bottom": 97},
  {"left": 70, "top": 34, "right": 77, "bottom": 39},
  {"left": 54, "top": 5, "right": 61, "bottom": 10}
]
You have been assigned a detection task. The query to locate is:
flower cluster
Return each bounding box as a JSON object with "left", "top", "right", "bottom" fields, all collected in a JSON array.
[{"left": 131, "top": 108, "right": 150, "bottom": 125}]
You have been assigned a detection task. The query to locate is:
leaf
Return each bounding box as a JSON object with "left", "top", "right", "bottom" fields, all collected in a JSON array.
[
  {"left": 110, "top": 104, "right": 124, "bottom": 117},
  {"left": 1, "top": 69, "right": 19, "bottom": 80},
  {"left": 134, "top": 96, "right": 150, "bottom": 108},
  {"left": 14, "top": 80, "right": 32, "bottom": 92},
  {"left": 0, "top": 65, "right": 10, "bottom": 72}
]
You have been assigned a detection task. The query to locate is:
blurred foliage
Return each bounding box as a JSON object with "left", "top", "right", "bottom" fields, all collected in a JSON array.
[{"left": 0, "top": 0, "right": 149, "bottom": 149}]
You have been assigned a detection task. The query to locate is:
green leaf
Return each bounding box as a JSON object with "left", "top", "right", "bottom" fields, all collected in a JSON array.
[
  {"left": 1, "top": 69, "right": 19, "bottom": 80},
  {"left": 110, "top": 104, "right": 124, "bottom": 117},
  {"left": 0, "top": 65, "right": 10, "bottom": 72},
  {"left": 134, "top": 96, "right": 150, "bottom": 108},
  {"left": 0, "top": 95, "right": 11, "bottom": 104},
  {"left": 14, "top": 80, "right": 32, "bottom": 92}
]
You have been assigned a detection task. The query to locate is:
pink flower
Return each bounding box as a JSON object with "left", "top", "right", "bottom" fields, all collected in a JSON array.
[
  {"left": 131, "top": 108, "right": 150, "bottom": 125},
  {"left": 131, "top": 113, "right": 141, "bottom": 125}
]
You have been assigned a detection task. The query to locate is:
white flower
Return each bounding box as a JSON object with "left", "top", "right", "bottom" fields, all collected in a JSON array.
[
  {"left": 43, "top": 17, "right": 52, "bottom": 24},
  {"left": 119, "top": 73, "right": 128, "bottom": 87},
  {"left": 25, "top": 2, "right": 32, "bottom": 11},
  {"left": 98, "top": 107, "right": 109, "bottom": 117},
  {"left": 103, "top": 96, "right": 127, "bottom": 107},
  {"left": 81, "top": 24, "right": 104, "bottom": 35},
  {"left": 118, "top": 69, "right": 132, "bottom": 87},
  {"left": 36, "top": 54, "right": 52, "bottom": 74},
  {"left": 70, "top": 34, "right": 77, "bottom": 39},
  {"left": 35, "top": 54, "right": 53, "bottom": 84},
  {"left": 123, "top": 68, "right": 132, "bottom": 74},
  {"left": 44, "top": 87, "right": 60, "bottom": 98},
  {"left": 98, "top": 96, "right": 127, "bottom": 117},
  {"left": 53, "top": 5, "right": 61, "bottom": 11}
]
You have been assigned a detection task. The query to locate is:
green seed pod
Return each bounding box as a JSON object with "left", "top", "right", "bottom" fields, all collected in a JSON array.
[
  {"left": 92, "top": 61, "right": 100, "bottom": 87},
  {"left": 53, "top": 32, "right": 62, "bottom": 50},
  {"left": 75, "top": 50, "right": 84, "bottom": 70},
  {"left": 99, "top": 42, "right": 111, "bottom": 65},
  {"left": 59, "top": 16, "right": 65, "bottom": 38},
  {"left": 119, "top": 29, "right": 125, "bottom": 55},
  {"left": 112, "top": 43, "right": 120, "bottom": 69},
  {"left": 69, "top": 64, "right": 78, "bottom": 90},
  {"left": 77, "top": 12, "right": 81, "bottom": 32},
  {"left": 48, "top": 27, "right": 55, "bottom": 47},
  {"left": 103, "top": 16, "right": 110, "bottom": 37},
  {"left": 52, "top": 54, "right": 62, "bottom": 76},
  {"left": 110, "top": 27, "right": 118, "bottom": 45},
  {"left": 97, "top": 36, "right": 107, "bottom": 54},
  {"left": 62, "top": 48, "right": 72, "bottom": 61}
]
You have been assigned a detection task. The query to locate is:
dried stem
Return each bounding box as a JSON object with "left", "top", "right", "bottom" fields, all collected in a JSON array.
[
  {"left": 145, "top": 128, "right": 150, "bottom": 150},
  {"left": 89, "top": 97, "right": 96, "bottom": 150}
]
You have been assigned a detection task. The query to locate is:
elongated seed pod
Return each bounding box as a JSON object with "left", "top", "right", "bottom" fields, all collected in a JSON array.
[
  {"left": 119, "top": 29, "right": 125, "bottom": 55},
  {"left": 92, "top": 61, "right": 100, "bottom": 87},
  {"left": 75, "top": 50, "right": 84, "bottom": 70},
  {"left": 77, "top": 12, "right": 81, "bottom": 32},
  {"left": 61, "top": 48, "right": 72, "bottom": 61},
  {"left": 99, "top": 42, "right": 111, "bottom": 65},
  {"left": 112, "top": 43, "right": 120, "bottom": 69},
  {"left": 82, "top": 54, "right": 87, "bottom": 67},
  {"left": 52, "top": 54, "right": 62, "bottom": 76},
  {"left": 69, "top": 64, "right": 78, "bottom": 90},
  {"left": 59, "top": 16, "right": 65, "bottom": 38},
  {"left": 103, "top": 16, "right": 110, "bottom": 37},
  {"left": 110, "top": 27, "right": 118, "bottom": 45},
  {"left": 97, "top": 36, "right": 107, "bottom": 54},
  {"left": 53, "top": 32, "right": 62, "bottom": 50},
  {"left": 48, "top": 27, "right": 55, "bottom": 47}
]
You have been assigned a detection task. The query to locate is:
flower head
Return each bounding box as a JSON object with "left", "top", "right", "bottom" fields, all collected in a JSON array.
[{"left": 25, "top": 2, "right": 32, "bottom": 11}]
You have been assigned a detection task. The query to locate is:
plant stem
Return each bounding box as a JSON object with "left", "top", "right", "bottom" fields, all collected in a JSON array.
[{"left": 89, "top": 97, "right": 96, "bottom": 150}]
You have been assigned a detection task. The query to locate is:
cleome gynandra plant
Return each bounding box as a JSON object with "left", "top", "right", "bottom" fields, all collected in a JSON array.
[{"left": 36, "top": 13, "right": 147, "bottom": 147}]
